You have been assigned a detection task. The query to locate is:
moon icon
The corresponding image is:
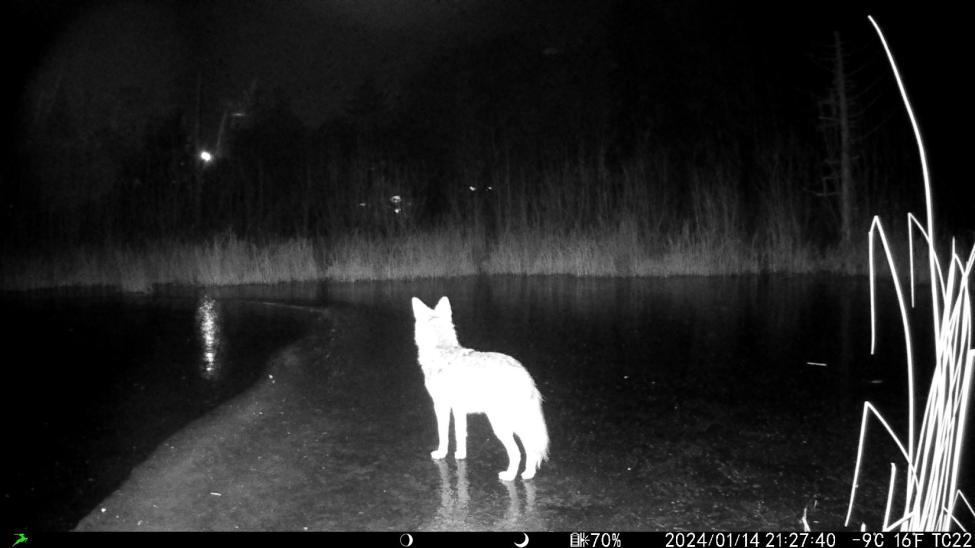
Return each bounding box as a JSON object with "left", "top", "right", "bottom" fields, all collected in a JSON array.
[
  {"left": 514, "top": 533, "right": 530, "bottom": 547},
  {"left": 400, "top": 533, "right": 414, "bottom": 547}
]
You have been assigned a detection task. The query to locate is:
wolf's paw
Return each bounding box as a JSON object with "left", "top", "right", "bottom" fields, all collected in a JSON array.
[
  {"left": 454, "top": 450, "right": 466, "bottom": 460},
  {"left": 498, "top": 470, "right": 517, "bottom": 482},
  {"left": 430, "top": 449, "right": 447, "bottom": 460},
  {"left": 521, "top": 469, "right": 536, "bottom": 480}
]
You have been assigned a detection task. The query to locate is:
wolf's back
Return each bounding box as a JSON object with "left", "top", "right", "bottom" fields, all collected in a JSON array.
[{"left": 422, "top": 349, "right": 531, "bottom": 407}]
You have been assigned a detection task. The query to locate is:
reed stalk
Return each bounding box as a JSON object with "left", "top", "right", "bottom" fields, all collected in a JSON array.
[{"left": 844, "top": 15, "right": 974, "bottom": 532}]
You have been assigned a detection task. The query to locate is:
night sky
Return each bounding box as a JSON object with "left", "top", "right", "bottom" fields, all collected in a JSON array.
[{"left": 3, "top": 1, "right": 972, "bottom": 241}]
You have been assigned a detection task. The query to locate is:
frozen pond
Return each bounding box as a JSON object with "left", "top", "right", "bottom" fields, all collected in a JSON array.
[{"left": 3, "top": 275, "right": 963, "bottom": 531}]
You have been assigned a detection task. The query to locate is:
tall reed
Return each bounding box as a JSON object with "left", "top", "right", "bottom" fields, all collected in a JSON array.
[{"left": 844, "top": 16, "right": 974, "bottom": 531}]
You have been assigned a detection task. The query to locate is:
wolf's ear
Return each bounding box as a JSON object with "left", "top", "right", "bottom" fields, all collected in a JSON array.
[
  {"left": 411, "top": 297, "right": 430, "bottom": 318},
  {"left": 434, "top": 296, "right": 452, "bottom": 316}
]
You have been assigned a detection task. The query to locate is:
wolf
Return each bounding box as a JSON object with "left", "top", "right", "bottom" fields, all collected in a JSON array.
[{"left": 411, "top": 296, "right": 549, "bottom": 481}]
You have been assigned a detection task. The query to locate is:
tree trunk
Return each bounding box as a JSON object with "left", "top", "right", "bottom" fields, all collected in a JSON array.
[{"left": 834, "top": 31, "right": 854, "bottom": 247}]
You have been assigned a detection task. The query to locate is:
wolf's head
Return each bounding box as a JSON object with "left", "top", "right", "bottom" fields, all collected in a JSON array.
[{"left": 411, "top": 296, "right": 460, "bottom": 351}]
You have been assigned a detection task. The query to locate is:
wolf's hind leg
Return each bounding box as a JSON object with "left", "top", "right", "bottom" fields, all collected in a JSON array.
[
  {"left": 488, "top": 415, "right": 521, "bottom": 481},
  {"left": 521, "top": 456, "right": 538, "bottom": 480},
  {"left": 454, "top": 409, "right": 467, "bottom": 460}
]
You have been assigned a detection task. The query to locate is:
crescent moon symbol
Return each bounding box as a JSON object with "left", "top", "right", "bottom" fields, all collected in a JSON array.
[
  {"left": 514, "top": 533, "right": 530, "bottom": 547},
  {"left": 400, "top": 533, "right": 414, "bottom": 547}
]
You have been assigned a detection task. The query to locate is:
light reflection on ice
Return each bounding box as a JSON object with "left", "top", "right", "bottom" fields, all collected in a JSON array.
[{"left": 197, "top": 295, "right": 221, "bottom": 380}]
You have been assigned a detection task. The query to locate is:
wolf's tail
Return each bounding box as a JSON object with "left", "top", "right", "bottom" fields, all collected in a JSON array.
[{"left": 516, "top": 386, "right": 550, "bottom": 476}]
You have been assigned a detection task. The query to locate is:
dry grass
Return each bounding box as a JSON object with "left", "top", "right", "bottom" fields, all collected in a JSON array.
[{"left": 1, "top": 225, "right": 864, "bottom": 293}]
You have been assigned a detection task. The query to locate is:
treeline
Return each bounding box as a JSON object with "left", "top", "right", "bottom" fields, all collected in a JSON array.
[{"left": 4, "top": 8, "right": 923, "bottom": 282}]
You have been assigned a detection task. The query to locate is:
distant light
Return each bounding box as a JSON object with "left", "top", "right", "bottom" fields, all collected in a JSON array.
[
  {"left": 199, "top": 150, "right": 213, "bottom": 163},
  {"left": 468, "top": 186, "right": 476, "bottom": 192},
  {"left": 390, "top": 195, "right": 402, "bottom": 204}
]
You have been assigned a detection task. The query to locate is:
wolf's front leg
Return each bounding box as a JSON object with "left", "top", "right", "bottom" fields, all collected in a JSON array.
[
  {"left": 454, "top": 410, "right": 467, "bottom": 460},
  {"left": 431, "top": 401, "right": 450, "bottom": 460}
]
